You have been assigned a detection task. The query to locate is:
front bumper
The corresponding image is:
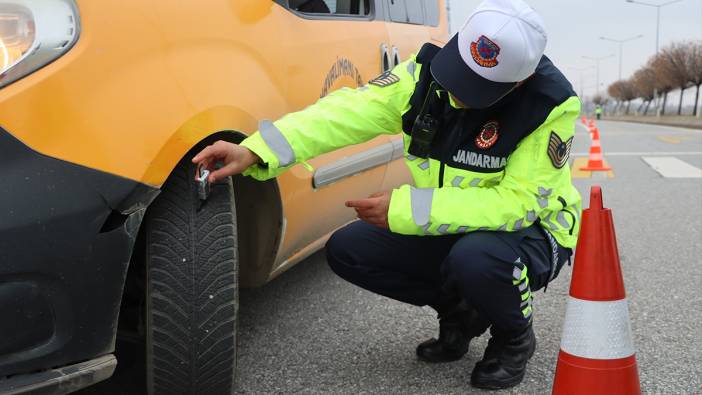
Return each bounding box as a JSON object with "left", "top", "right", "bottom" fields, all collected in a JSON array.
[
  {"left": 0, "top": 127, "right": 158, "bottom": 385},
  {"left": 0, "top": 355, "right": 116, "bottom": 395}
]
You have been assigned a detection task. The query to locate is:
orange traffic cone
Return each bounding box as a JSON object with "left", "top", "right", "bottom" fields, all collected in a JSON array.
[
  {"left": 581, "top": 115, "right": 587, "bottom": 125},
  {"left": 552, "top": 186, "right": 641, "bottom": 395},
  {"left": 580, "top": 124, "right": 611, "bottom": 171}
]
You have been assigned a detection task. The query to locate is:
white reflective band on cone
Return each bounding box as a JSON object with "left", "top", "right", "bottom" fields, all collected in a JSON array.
[{"left": 560, "top": 297, "right": 635, "bottom": 360}]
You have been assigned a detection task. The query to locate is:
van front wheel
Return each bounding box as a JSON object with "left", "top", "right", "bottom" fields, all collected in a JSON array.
[{"left": 144, "top": 159, "right": 238, "bottom": 395}]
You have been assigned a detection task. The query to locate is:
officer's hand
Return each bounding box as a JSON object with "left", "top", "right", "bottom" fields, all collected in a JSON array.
[
  {"left": 346, "top": 191, "right": 391, "bottom": 229},
  {"left": 192, "top": 141, "right": 260, "bottom": 183}
]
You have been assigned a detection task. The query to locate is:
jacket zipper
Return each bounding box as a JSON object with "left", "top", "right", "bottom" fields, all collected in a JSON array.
[{"left": 438, "top": 162, "right": 445, "bottom": 188}]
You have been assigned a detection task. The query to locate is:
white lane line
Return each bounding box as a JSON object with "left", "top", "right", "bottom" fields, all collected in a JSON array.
[
  {"left": 572, "top": 151, "right": 702, "bottom": 157},
  {"left": 641, "top": 157, "right": 702, "bottom": 178}
]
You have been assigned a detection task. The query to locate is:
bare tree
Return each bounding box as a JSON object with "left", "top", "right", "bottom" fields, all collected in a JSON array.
[
  {"left": 657, "top": 42, "right": 693, "bottom": 115},
  {"left": 687, "top": 41, "right": 702, "bottom": 116},
  {"left": 632, "top": 66, "right": 657, "bottom": 115},
  {"left": 622, "top": 80, "right": 637, "bottom": 115},
  {"left": 608, "top": 82, "right": 624, "bottom": 113},
  {"left": 651, "top": 54, "right": 675, "bottom": 115},
  {"left": 592, "top": 94, "right": 604, "bottom": 105},
  {"left": 608, "top": 80, "right": 637, "bottom": 115}
]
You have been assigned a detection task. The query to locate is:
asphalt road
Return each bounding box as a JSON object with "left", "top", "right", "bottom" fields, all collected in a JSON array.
[{"left": 79, "top": 120, "right": 702, "bottom": 394}]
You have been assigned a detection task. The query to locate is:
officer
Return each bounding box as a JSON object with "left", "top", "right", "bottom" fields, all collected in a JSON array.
[
  {"left": 193, "top": 0, "right": 581, "bottom": 389},
  {"left": 596, "top": 104, "right": 603, "bottom": 120}
]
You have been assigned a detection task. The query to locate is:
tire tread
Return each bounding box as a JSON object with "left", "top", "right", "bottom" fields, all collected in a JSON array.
[{"left": 145, "top": 160, "right": 238, "bottom": 395}]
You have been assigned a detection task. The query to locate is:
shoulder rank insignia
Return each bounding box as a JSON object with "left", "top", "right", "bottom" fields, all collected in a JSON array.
[
  {"left": 548, "top": 131, "right": 573, "bottom": 169},
  {"left": 369, "top": 71, "right": 400, "bottom": 87}
]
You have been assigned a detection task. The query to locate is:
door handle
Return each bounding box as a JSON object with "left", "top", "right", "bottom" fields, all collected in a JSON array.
[
  {"left": 391, "top": 46, "right": 401, "bottom": 68},
  {"left": 380, "top": 43, "right": 391, "bottom": 72}
]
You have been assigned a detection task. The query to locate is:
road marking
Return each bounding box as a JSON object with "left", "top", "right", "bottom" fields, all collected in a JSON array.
[
  {"left": 571, "top": 157, "right": 614, "bottom": 179},
  {"left": 657, "top": 136, "right": 682, "bottom": 144},
  {"left": 642, "top": 157, "right": 702, "bottom": 178},
  {"left": 572, "top": 151, "right": 702, "bottom": 157},
  {"left": 656, "top": 135, "right": 697, "bottom": 144}
]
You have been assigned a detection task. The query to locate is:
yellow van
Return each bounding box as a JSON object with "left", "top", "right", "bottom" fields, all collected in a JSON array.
[{"left": 0, "top": 0, "right": 447, "bottom": 393}]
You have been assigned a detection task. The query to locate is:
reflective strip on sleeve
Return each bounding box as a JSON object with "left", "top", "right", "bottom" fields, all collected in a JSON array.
[
  {"left": 527, "top": 210, "right": 537, "bottom": 222},
  {"left": 542, "top": 212, "right": 559, "bottom": 231},
  {"left": 560, "top": 297, "right": 636, "bottom": 360},
  {"left": 407, "top": 61, "right": 417, "bottom": 82},
  {"left": 410, "top": 187, "right": 434, "bottom": 227},
  {"left": 556, "top": 211, "right": 570, "bottom": 229},
  {"left": 537, "top": 186, "right": 552, "bottom": 209},
  {"left": 259, "top": 120, "right": 296, "bottom": 167}
]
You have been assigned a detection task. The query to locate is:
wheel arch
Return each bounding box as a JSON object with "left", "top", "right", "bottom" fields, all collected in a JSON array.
[
  {"left": 136, "top": 103, "right": 286, "bottom": 286},
  {"left": 118, "top": 127, "right": 284, "bottom": 344}
]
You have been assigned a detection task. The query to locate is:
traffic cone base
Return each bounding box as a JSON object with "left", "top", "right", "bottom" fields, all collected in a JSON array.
[
  {"left": 580, "top": 165, "right": 612, "bottom": 171},
  {"left": 553, "top": 352, "right": 641, "bottom": 395}
]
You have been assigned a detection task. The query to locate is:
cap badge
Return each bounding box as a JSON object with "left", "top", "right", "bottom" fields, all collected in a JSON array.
[
  {"left": 475, "top": 121, "right": 499, "bottom": 149},
  {"left": 470, "top": 35, "right": 500, "bottom": 68}
]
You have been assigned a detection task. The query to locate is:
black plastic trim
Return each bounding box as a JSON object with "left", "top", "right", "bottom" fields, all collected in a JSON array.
[{"left": 0, "top": 126, "right": 159, "bottom": 378}]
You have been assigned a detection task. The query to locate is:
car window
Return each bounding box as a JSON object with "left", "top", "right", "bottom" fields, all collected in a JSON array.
[
  {"left": 405, "top": 0, "right": 424, "bottom": 24},
  {"left": 422, "top": 0, "right": 439, "bottom": 26},
  {"left": 287, "top": 0, "right": 370, "bottom": 16},
  {"left": 387, "top": 0, "right": 407, "bottom": 23}
]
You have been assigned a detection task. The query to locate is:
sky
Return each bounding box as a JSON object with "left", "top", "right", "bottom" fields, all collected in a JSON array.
[{"left": 448, "top": 0, "right": 702, "bottom": 104}]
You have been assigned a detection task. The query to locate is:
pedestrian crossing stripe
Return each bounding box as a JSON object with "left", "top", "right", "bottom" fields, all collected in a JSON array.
[{"left": 642, "top": 157, "right": 702, "bottom": 178}]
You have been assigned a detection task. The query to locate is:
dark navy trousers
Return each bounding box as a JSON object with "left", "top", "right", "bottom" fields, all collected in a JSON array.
[{"left": 325, "top": 221, "right": 571, "bottom": 334}]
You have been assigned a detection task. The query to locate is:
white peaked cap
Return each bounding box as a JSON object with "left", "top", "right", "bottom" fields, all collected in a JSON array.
[{"left": 431, "top": 0, "right": 548, "bottom": 108}]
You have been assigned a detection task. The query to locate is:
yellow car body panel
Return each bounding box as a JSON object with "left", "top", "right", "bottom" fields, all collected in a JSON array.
[{"left": 0, "top": 0, "right": 447, "bottom": 284}]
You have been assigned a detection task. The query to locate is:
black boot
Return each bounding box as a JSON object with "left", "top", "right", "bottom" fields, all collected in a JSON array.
[
  {"left": 416, "top": 304, "right": 489, "bottom": 363},
  {"left": 470, "top": 323, "right": 536, "bottom": 390}
]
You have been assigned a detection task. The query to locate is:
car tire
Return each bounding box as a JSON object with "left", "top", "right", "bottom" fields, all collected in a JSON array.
[{"left": 144, "top": 158, "right": 238, "bottom": 395}]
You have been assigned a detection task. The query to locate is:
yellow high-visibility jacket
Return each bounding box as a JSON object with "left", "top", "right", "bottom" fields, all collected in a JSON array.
[{"left": 240, "top": 43, "right": 582, "bottom": 249}]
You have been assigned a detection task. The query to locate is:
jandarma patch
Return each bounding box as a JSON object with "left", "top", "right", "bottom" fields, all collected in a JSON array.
[
  {"left": 475, "top": 120, "right": 500, "bottom": 149},
  {"left": 470, "top": 35, "right": 500, "bottom": 68},
  {"left": 369, "top": 71, "right": 400, "bottom": 87},
  {"left": 548, "top": 131, "right": 573, "bottom": 168}
]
